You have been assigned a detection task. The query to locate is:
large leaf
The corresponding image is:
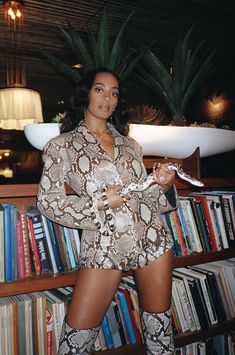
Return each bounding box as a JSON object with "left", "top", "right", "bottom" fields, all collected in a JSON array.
[
  {"left": 64, "top": 25, "right": 94, "bottom": 69},
  {"left": 42, "top": 50, "right": 80, "bottom": 83},
  {"left": 97, "top": 8, "right": 109, "bottom": 66},
  {"left": 137, "top": 28, "right": 219, "bottom": 121},
  {"left": 108, "top": 12, "right": 133, "bottom": 71},
  {"left": 42, "top": 8, "right": 139, "bottom": 82}
]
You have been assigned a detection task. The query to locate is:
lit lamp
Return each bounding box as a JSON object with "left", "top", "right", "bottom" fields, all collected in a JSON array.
[{"left": 0, "top": 0, "right": 43, "bottom": 130}]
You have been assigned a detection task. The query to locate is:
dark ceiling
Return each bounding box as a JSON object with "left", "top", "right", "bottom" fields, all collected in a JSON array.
[{"left": 1, "top": 0, "right": 235, "bottom": 121}]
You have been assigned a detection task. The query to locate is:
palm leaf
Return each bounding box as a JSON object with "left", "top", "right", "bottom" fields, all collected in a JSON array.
[
  {"left": 108, "top": 12, "right": 133, "bottom": 71},
  {"left": 97, "top": 8, "right": 109, "bottom": 66},
  {"left": 42, "top": 50, "right": 80, "bottom": 83},
  {"left": 65, "top": 24, "right": 94, "bottom": 69}
]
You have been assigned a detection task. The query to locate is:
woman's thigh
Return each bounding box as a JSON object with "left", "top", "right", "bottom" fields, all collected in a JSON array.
[
  {"left": 133, "top": 249, "right": 173, "bottom": 312},
  {"left": 66, "top": 268, "right": 122, "bottom": 328}
]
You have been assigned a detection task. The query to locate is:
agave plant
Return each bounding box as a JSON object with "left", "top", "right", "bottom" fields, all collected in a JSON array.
[
  {"left": 136, "top": 28, "right": 219, "bottom": 125},
  {"left": 42, "top": 8, "right": 141, "bottom": 83}
]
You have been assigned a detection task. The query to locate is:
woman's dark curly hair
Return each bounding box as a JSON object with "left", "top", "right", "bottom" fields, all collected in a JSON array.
[{"left": 60, "top": 67, "right": 129, "bottom": 135}]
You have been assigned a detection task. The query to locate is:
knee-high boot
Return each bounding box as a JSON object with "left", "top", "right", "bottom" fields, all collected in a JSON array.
[
  {"left": 57, "top": 320, "right": 101, "bottom": 355},
  {"left": 140, "top": 309, "right": 174, "bottom": 354}
]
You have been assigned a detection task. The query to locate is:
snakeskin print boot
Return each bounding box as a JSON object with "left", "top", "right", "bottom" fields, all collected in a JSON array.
[
  {"left": 140, "top": 309, "right": 174, "bottom": 354},
  {"left": 57, "top": 320, "right": 100, "bottom": 355}
]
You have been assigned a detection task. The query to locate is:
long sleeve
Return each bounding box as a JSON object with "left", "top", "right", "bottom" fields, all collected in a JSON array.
[{"left": 37, "top": 140, "right": 97, "bottom": 230}]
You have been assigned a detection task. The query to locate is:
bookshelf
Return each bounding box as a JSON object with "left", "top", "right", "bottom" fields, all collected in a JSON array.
[{"left": 0, "top": 174, "right": 235, "bottom": 352}]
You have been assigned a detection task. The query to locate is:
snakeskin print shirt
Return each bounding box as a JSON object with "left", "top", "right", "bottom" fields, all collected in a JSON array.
[{"left": 37, "top": 122, "right": 177, "bottom": 271}]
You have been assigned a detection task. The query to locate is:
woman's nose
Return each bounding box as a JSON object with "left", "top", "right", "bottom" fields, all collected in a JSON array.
[{"left": 103, "top": 92, "right": 110, "bottom": 101}]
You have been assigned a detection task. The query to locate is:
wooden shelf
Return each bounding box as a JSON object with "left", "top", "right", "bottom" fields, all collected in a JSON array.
[
  {"left": 173, "top": 248, "right": 235, "bottom": 268},
  {"left": 1, "top": 248, "right": 234, "bottom": 297}
]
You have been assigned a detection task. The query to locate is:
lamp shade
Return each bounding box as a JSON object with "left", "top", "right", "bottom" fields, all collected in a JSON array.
[{"left": 0, "top": 87, "right": 43, "bottom": 130}]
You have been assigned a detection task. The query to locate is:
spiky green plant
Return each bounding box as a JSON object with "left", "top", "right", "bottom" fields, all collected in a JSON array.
[
  {"left": 42, "top": 8, "right": 141, "bottom": 83},
  {"left": 136, "top": 28, "right": 219, "bottom": 125}
]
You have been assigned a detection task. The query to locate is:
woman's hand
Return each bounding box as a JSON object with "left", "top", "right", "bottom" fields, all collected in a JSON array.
[
  {"left": 97, "top": 185, "right": 127, "bottom": 210},
  {"left": 153, "top": 163, "right": 176, "bottom": 193}
]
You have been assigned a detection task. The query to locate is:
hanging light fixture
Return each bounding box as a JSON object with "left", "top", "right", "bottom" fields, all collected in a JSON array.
[{"left": 0, "top": 0, "right": 43, "bottom": 130}]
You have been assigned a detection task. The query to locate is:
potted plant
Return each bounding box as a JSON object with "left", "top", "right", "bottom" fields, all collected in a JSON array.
[
  {"left": 126, "top": 29, "right": 235, "bottom": 158},
  {"left": 41, "top": 8, "right": 141, "bottom": 83},
  {"left": 135, "top": 27, "right": 219, "bottom": 126}
]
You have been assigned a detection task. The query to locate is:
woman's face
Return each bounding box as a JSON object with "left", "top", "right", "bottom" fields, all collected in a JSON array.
[{"left": 87, "top": 72, "right": 119, "bottom": 121}]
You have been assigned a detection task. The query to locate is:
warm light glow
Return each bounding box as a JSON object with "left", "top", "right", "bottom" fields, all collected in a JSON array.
[
  {"left": 3, "top": 1, "right": 23, "bottom": 23},
  {"left": 73, "top": 63, "right": 83, "bottom": 69},
  {"left": 204, "top": 94, "right": 230, "bottom": 119},
  {"left": 0, "top": 88, "right": 43, "bottom": 130},
  {"left": 0, "top": 167, "right": 13, "bottom": 178}
]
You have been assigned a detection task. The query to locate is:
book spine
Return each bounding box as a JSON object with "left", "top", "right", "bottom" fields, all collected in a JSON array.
[
  {"left": 101, "top": 314, "right": 114, "bottom": 350},
  {"left": 41, "top": 215, "right": 58, "bottom": 274},
  {"left": 28, "top": 217, "right": 41, "bottom": 275},
  {"left": 63, "top": 227, "right": 76, "bottom": 269},
  {"left": 16, "top": 212, "right": 26, "bottom": 279},
  {"left": 116, "top": 291, "right": 136, "bottom": 344},
  {"left": 3, "top": 204, "right": 12, "bottom": 281},
  {"left": 32, "top": 215, "right": 50, "bottom": 273},
  {"left": 18, "top": 209, "right": 32, "bottom": 278}
]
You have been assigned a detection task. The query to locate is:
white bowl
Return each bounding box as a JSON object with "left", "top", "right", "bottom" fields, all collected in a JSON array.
[
  {"left": 129, "top": 124, "right": 235, "bottom": 158},
  {"left": 24, "top": 123, "right": 235, "bottom": 158},
  {"left": 24, "top": 123, "right": 60, "bottom": 150}
]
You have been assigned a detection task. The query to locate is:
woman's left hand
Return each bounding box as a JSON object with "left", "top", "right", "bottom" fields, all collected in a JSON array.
[{"left": 153, "top": 163, "right": 176, "bottom": 193}]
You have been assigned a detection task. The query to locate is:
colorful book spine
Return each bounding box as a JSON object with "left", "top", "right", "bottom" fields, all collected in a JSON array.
[
  {"left": 31, "top": 214, "right": 50, "bottom": 273},
  {"left": 101, "top": 313, "right": 114, "bottom": 350},
  {"left": 116, "top": 290, "right": 136, "bottom": 344}
]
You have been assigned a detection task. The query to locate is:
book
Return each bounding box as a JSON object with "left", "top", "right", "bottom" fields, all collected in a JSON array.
[
  {"left": 173, "top": 271, "right": 199, "bottom": 331},
  {"left": 106, "top": 301, "right": 125, "bottom": 348},
  {"left": 3, "top": 204, "right": 13, "bottom": 281},
  {"left": 163, "top": 212, "right": 182, "bottom": 256},
  {"left": 43, "top": 290, "right": 66, "bottom": 352},
  {"left": 194, "top": 200, "right": 211, "bottom": 252},
  {"left": 190, "top": 193, "right": 221, "bottom": 251},
  {"left": 27, "top": 216, "right": 41, "bottom": 275},
  {"left": 46, "top": 219, "right": 64, "bottom": 273},
  {"left": 51, "top": 222, "right": 71, "bottom": 271},
  {"left": 63, "top": 227, "right": 76, "bottom": 270},
  {"left": 210, "top": 192, "right": 235, "bottom": 246},
  {"left": 175, "top": 268, "right": 211, "bottom": 328},
  {"left": 101, "top": 313, "right": 114, "bottom": 350},
  {"left": 31, "top": 214, "right": 50, "bottom": 273},
  {"left": 171, "top": 278, "right": 189, "bottom": 332},
  {"left": 203, "top": 194, "right": 229, "bottom": 249},
  {"left": 0, "top": 203, "right": 4, "bottom": 282},
  {"left": 179, "top": 197, "right": 203, "bottom": 253},
  {"left": 177, "top": 267, "right": 218, "bottom": 325},
  {"left": 192, "top": 264, "right": 227, "bottom": 322},
  {"left": 119, "top": 284, "right": 142, "bottom": 344},
  {"left": 41, "top": 215, "right": 59, "bottom": 274},
  {"left": 171, "top": 209, "right": 189, "bottom": 256},
  {"left": 18, "top": 209, "right": 33, "bottom": 278}
]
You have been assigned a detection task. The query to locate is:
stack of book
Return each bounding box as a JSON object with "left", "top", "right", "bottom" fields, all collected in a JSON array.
[
  {"left": 0, "top": 203, "right": 81, "bottom": 283},
  {"left": 163, "top": 191, "right": 235, "bottom": 256},
  {"left": 172, "top": 260, "right": 235, "bottom": 334}
]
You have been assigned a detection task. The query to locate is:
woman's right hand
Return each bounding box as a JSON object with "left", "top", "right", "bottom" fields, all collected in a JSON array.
[{"left": 97, "top": 185, "right": 126, "bottom": 210}]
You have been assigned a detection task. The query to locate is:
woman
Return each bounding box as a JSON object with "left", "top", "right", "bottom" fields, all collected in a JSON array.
[{"left": 37, "top": 67, "right": 177, "bottom": 354}]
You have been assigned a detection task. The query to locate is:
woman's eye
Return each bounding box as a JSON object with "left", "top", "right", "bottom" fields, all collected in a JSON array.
[
  {"left": 95, "top": 87, "right": 103, "bottom": 93},
  {"left": 112, "top": 92, "right": 119, "bottom": 97}
]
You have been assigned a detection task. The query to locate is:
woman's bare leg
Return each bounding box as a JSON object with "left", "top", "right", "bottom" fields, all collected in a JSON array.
[
  {"left": 66, "top": 268, "right": 123, "bottom": 328},
  {"left": 58, "top": 268, "right": 122, "bottom": 354},
  {"left": 134, "top": 250, "right": 174, "bottom": 354},
  {"left": 134, "top": 249, "right": 173, "bottom": 312}
]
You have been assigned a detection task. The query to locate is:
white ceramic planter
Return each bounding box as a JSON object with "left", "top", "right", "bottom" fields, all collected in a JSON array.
[
  {"left": 129, "top": 124, "right": 235, "bottom": 158},
  {"left": 24, "top": 123, "right": 235, "bottom": 158},
  {"left": 24, "top": 123, "right": 60, "bottom": 151}
]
